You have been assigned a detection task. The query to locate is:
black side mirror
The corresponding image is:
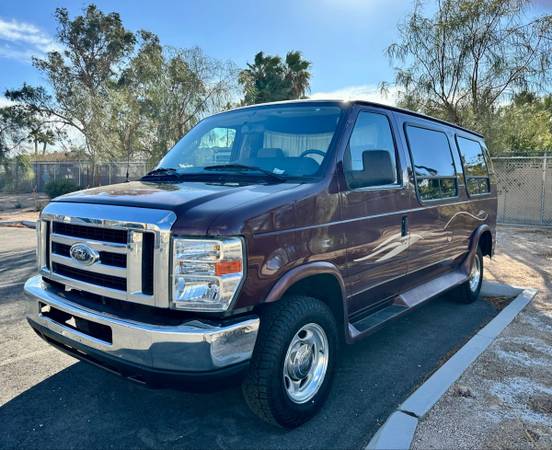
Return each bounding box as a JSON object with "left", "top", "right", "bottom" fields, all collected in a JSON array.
[{"left": 358, "top": 149, "right": 396, "bottom": 186}]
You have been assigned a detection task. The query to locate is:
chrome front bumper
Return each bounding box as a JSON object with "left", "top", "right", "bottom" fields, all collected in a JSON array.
[{"left": 24, "top": 275, "right": 259, "bottom": 375}]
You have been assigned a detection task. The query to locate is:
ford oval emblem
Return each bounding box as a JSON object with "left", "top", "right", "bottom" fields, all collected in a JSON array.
[{"left": 69, "top": 243, "right": 100, "bottom": 266}]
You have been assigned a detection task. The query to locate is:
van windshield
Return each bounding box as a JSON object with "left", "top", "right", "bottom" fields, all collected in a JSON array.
[{"left": 155, "top": 104, "right": 343, "bottom": 181}]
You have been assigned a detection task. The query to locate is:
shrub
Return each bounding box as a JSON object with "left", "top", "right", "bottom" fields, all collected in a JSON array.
[{"left": 44, "top": 179, "right": 80, "bottom": 199}]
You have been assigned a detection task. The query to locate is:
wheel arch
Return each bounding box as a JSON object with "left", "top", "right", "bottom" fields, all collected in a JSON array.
[
  {"left": 478, "top": 229, "right": 493, "bottom": 257},
  {"left": 262, "top": 262, "right": 348, "bottom": 341},
  {"left": 462, "top": 224, "right": 493, "bottom": 273}
]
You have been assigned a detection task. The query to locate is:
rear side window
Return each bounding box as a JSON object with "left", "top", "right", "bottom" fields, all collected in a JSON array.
[
  {"left": 456, "top": 136, "right": 491, "bottom": 195},
  {"left": 405, "top": 125, "right": 458, "bottom": 200},
  {"left": 344, "top": 112, "right": 398, "bottom": 189}
]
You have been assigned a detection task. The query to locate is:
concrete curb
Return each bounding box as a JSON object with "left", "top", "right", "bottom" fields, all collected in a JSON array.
[
  {"left": 0, "top": 220, "right": 37, "bottom": 229},
  {"left": 366, "top": 284, "right": 537, "bottom": 450},
  {"left": 480, "top": 280, "right": 523, "bottom": 297},
  {"left": 0, "top": 221, "right": 21, "bottom": 227}
]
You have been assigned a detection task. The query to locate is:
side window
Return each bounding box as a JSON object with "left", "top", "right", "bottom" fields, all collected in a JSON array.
[
  {"left": 344, "top": 112, "right": 398, "bottom": 189},
  {"left": 405, "top": 125, "right": 458, "bottom": 200},
  {"left": 456, "top": 136, "right": 491, "bottom": 195}
]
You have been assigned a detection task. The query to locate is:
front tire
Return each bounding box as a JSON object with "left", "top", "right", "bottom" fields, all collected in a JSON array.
[
  {"left": 242, "top": 295, "right": 338, "bottom": 428},
  {"left": 457, "top": 248, "right": 484, "bottom": 303}
]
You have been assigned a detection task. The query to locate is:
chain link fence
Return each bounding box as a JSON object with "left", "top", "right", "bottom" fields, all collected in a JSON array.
[
  {"left": 491, "top": 154, "right": 551, "bottom": 226},
  {"left": 0, "top": 160, "right": 153, "bottom": 194},
  {"left": 1, "top": 156, "right": 551, "bottom": 226}
]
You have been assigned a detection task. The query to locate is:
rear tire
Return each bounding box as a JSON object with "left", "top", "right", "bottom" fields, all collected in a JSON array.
[
  {"left": 242, "top": 295, "right": 338, "bottom": 428},
  {"left": 457, "top": 248, "right": 483, "bottom": 303}
]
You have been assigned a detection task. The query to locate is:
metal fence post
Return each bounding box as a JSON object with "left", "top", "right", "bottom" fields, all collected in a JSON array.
[{"left": 541, "top": 152, "right": 548, "bottom": 226}]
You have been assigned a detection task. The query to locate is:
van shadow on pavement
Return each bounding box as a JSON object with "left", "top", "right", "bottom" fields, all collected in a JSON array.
[{"left": 0, "top": 295, "right": 497, "bottom": 450}]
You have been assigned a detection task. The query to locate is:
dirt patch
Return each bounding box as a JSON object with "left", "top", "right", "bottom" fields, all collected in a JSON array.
[
  {"left": 0, "top": 209, "right": 40, "bottom": 226},
  {"left": 453, "top": 385, "right": 475, "bottom": 398},
  {"left": 529, "top": 396, "right": 552, "bottom": 415},
  {"left": 0, "top": 193, "right": 46, "bottom": 225},
  {"left": 413, "top": 225, "right": 552, "bottom": 450},
  {"left": 483, "top": 295, "right": 513, "bottom": 311},
  {"left": 0, "top": 193, "right": 49, "bottom": 212}
]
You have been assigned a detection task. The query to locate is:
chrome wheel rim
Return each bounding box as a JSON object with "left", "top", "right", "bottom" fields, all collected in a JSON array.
[
  {"left": 469, "top": 256, "right": 481, "bottom": 293},
  {"left": 283, "top": 323, "right": 329, "bottom": 404}
]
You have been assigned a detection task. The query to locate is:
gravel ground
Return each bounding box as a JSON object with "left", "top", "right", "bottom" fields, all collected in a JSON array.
[
  {"left": 0, "top": 193, "right": 48, "bottom": 212},
  {"left": 0, "top": 210, "right": 40, "bottom": 225},
  {"left": 412, "top": 226, "right": 552, "bottom": 449},
  {"left": 0, "top": 194, "right": 46, "bottom": 225}
]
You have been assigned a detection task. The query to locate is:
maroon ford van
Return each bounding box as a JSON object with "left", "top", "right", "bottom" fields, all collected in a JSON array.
[{"left": 25, "top": 100, "right": 496, "bottom": 427}]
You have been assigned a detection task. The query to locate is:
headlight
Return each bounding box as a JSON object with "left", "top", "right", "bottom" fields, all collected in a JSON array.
[{"left": 172, "top": 237, "right": 244, "bottom": 311}]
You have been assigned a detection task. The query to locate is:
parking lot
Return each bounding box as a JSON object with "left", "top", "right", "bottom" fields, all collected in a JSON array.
[{"left": 0, "top": 226, "right": 501, "bottom": 449}]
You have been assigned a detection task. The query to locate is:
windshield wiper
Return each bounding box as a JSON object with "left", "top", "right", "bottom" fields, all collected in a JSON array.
[
  {"left": 143, "top": 167, "right": 178, "bottom": 177},
  {"left": 141, "top": 167, "right": 187, "bottom": 181},
  {"left": 203, "top": 164, "right": 287, "bottom": 182}
]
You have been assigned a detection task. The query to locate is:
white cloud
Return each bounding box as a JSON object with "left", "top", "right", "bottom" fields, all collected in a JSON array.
[
  {"left": 0, "top": 17, "right": 61, "bottom": 62},
  {"left": 310, "top": 84, "right": 399, "bottom": 106}
]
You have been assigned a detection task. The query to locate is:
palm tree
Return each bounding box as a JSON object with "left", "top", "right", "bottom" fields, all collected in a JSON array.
[
  {"left": 239, "top": 52, "right": 288, "bottom": 104},
  {"left": 239, "top": 51, "right": 312, "bottom": 105},
  {"left": 38, "top": 129, "right": 56, "bottom": 155},
  {"left": 285, "top": 51, "right": 311, "bottom": 99}
]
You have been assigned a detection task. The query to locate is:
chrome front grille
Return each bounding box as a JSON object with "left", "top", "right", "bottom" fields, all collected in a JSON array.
[{"left": 37, "top": 202, "right": 177, "bottom": 308}]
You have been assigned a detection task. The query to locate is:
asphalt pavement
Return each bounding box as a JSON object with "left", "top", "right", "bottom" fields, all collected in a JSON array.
[{"left": 0, "top": 226, "right": 499, "bottom": 449}]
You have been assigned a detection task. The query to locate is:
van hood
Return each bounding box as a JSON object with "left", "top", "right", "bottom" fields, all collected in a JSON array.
[{"left": 54, "top": 180, "right": 304, "bottom": 235}]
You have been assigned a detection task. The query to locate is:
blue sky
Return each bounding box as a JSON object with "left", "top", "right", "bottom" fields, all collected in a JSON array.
[
  {"left": 0, "top": 0, "right": 416, "bottom": 104},
  {"left": 0, "top": 0, "right": 551, "bottom": 106}
]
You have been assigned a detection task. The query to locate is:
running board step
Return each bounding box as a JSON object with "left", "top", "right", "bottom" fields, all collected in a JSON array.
[
  {"left": 348, "top": 269, "right": 469, "bottom": 341},
  {"left": 349, "top": 304, "right": 409, "bottom": 335},
  {"left": 395, "top": 270, "right": 467, "bottom": 308}
]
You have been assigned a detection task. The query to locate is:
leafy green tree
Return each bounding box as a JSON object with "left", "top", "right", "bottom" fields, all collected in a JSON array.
[
  {"left": 0, "top": 104, "right": 33, "bottom": 162},
  {"left": 386, "top": 0, "right": 552, "bottom": 142},
  {"left": 6, "top": 5, "right": 238, "bottom": 168},
  {"left": 493, "top": 93, "right": 552, "bottom": 153},
  {"left": 33, "top": 5, "right": 135, "bottom": 175},
  {"left": 113, "top": 32, "right": 238, "bottom": 164},
  {"left": 0, "top": 88, "right": 60, "bottom": 162},
  {"left": 239, "top": 51, "right": 311, "bottom": 105}
]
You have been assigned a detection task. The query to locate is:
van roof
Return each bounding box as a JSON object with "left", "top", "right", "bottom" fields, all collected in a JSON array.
[{"left": 228, "top": 99, "right": 484, "bottom": 138}]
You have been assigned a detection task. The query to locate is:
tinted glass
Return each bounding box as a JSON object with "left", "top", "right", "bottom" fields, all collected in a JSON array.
[
  {"left": 417, "top": 178, "right": 441, "bottom": 200},
  {"left": 159, "top": 105, "right": 343, "bottom": 179},
  {"left": 466, "top": 177, "right": 490, "bottom": 195},
  {"left": 457, "top": 136, "right": 489, "bottom": 177},
  {"left": 344, "top": 112, "right": 398, "bottom": 188},
  {"left": 406, "top": 126, "right": 456, "bottom": 177},
  {"left": 440, "top": 178, "right": 457, "bottom": 197},
  {"left": 197, "top": 128, "right": 236, "bottom": 164}
]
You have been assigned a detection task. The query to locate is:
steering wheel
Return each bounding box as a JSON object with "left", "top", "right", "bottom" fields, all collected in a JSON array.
[{"left": 300, "top": 149, "right": 326, "bottom": 158}]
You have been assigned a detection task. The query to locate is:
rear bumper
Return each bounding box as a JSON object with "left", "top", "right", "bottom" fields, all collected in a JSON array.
[{"left": 24, "top": 275, "right": 259, "bottom": 384}]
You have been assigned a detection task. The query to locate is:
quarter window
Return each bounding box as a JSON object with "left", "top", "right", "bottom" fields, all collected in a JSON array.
[
  {"left": 456, "top": 136, "right": 491, "bottom": 195},
  {"left": 405, "top": 125, "right": 458, "bottom": 200},
  {"left": 344, "top": 112, "right": 399, "bottom": 189}
]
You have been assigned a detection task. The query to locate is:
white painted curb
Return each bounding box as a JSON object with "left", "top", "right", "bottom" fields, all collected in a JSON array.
[{"left": 366, "top": 284, "right": 537, "bottom": 450}]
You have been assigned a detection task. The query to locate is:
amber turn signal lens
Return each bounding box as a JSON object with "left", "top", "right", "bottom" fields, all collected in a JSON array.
[{"left": 215, "top": 260, "right": 242, "bottom": 276}]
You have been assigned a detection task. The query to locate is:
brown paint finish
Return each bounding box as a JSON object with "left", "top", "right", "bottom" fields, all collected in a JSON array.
[{"left": 55, "top": 100, "right": 497, "bottom": 342}]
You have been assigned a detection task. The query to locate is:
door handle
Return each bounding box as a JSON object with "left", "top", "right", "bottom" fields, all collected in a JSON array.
[{"left": 401, "top": 215, "right": 408, "bottom": 238}]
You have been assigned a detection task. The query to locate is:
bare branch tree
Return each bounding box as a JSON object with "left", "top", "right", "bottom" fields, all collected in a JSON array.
[{"left": 387, "top": 0, "right": 552, "bottom": 135}]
